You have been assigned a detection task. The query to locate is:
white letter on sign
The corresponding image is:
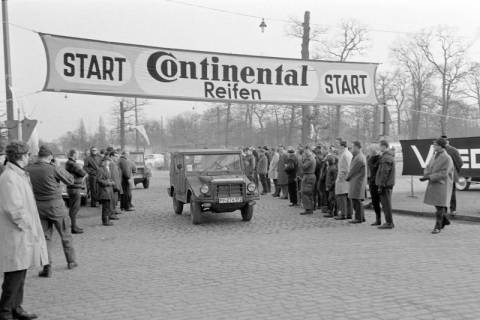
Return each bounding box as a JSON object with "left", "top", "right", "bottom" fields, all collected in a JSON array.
[
  {"left": 411, "top": 145, "right": 434, "bottom": 168},
  {"left": 470, "top": 148, "right": 480, "bottom": 169}
]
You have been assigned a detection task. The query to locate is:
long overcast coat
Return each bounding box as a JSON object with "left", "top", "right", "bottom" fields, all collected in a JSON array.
[
  {"left": 346, "top": 152, "right": 367, "bottom": 200},
  {"left": 423, "top": 149, "right": 454, "bottom": 207},
  {"left": 268, "top": 152, "right": 279, "bottom": 180},
  {"left": 277, "top": 152, "right": 288, "bottom": 186},
  {"left": 335, "top": 149, "right": 353, "bottom": 195},
  {"left": 0, "top": 162, "right": 48, "bottom": 273}
]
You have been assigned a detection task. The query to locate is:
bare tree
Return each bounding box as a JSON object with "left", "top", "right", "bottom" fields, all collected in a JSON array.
[
  {"left": 392, "top": 36, "right": 434, "bottom": 139},
  {"left": 463, "top": 62, "right": 480, "bottom": 114},
  {"left": 416, "top": 26, "right": 471, "bottom": 135},
  {"left": 315, "top": 20, "right": 370, "bottom": 139},
  {"left": 389, "top": 70, "right": 408, "bottom": 138}
]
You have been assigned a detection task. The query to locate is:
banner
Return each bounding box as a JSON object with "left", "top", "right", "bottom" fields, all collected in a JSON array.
[
  {"left": 133, "top": 125, "right": 150, "bottom": 146},
  {"left": 400, "top": 137, "right": 480, "bottom": 176},
  {"left": 40, "top": 33, "right": 379, "bottom": 105}
]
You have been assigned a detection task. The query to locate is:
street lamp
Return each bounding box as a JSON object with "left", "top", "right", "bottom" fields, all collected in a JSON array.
[{"left": 259, "top": 18, "right": 267, "bottom": 33}]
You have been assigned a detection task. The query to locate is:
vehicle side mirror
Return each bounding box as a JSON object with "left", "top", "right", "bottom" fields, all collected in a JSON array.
[{"left": 177, "top": 163, "right": 183, "bottom": 170}]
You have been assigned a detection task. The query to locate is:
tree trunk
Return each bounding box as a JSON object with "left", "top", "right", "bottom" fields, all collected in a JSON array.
[
  {"left": 334, "top": 105, "right": 341, "bottom": 138},
  {"left": 287, "top": 106, "right": 296, "bottom": 146},
  {"left": 120, "top": 100, "right": 125, "bottom": 150},
  {"left": 225, "top": 103, "right": 231, "bottom": 147}
]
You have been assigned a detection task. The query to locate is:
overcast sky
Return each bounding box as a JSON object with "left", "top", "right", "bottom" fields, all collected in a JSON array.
[{"left": 1, "top": 0, "right": 480, "bottom": 140}]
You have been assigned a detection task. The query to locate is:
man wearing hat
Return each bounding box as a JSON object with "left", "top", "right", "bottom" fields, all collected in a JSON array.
[
  {"left": 25, "top": 146, "right": 77, "bottom": 277},
  {"left": 83, "top": 146, "right": 102, "bottom": 207},
  {"left": 0, "top": 141, "right": 47, "bottom": 320},
  {"left": 334, "top": 138, "right": 353, "bottom": 220},
  {"left": 65, "top": 149, "right": 87, "bottom": 234},
  {"left": 420, "top": 138, "right": 454, "bottom": 234},
  {"left": 300, "top": 146, "right": 317, "bottom": 215},
  {"left": 346, "top": 141, "right": 367, "bottom": 223},
  {"left": 285, "top": 146, "right": 299, "bottom": 207},
  {"left": 441, "top": 135, "right": 463, "bottom": 216}
]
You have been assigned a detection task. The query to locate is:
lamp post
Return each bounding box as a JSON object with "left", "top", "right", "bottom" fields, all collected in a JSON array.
[{"left": 2, "top": 0, "right": 14, "bottom": 140}]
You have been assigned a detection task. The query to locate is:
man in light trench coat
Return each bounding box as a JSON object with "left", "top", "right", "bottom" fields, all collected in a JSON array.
[
  {"left": 0, "top": 141, "right": 48, "bottom": 320},
  {"left": 334, "top": 139, "right": 353, "bottom": 220},
  {"left": 346, "top": 141, "right": 367, "bottom": 224},
  {"left": 420, "top": 138, "right": 454, "bottom": 234}
]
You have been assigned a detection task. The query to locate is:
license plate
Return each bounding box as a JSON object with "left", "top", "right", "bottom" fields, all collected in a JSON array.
[{"left": 219, "top": 197, "right": 243, "bottom": 204}]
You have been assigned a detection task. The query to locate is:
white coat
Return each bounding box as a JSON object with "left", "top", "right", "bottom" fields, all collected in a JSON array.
[
  {"left": 0, "top": 162, "right": 48, "bottom": 272},
  {"left": 335, "top": 149, "right": 353, "bottom": 195},
  {"left": 268, "top": 152, "right": 279, "bottom": 180}
]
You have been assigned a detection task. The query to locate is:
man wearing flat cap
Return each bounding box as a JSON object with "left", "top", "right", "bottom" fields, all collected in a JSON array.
[
  {"left": 25, "top": 145, "right": 77, "bottom": 277},
  {"left": 420, "top": 138, "right": 454, "bottom": 234},
  {"left": 441, "top": 135, "right": 463, "bottom": 216}
]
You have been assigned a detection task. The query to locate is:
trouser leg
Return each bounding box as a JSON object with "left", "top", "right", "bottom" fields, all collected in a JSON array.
[
  {"left": 352, "top": 199, "right": 364, "bottom": 221},
  {"left": 40, "top": 217, "right": 54, "bottom": 265},
  {"left": 102, "top": 200, "right": 112, "bottom": 223},
  {"left": 288, "top": 181, "right": 297, "bottom": 204},
  {"left": 346, "top": 197, "right": 353, "bottom": 218},
  {"left": 328, "top": 191, "right": 337, "bottom": 215},
  {"left": 0, "top": 270, "right": 27, "bottom": 315},
  {"left": 370, "top": 184, "right": 381, "bottom": 223},
  {"left": 434, "top": 206, "right": 446, "bottom": 230},
  {"left": 89, "top": 176, "right": 97, "bottom": 206},
  {"left": 281, "top": 185, "right": 288, "bottom": 198},
  {"left": 380, "top": 188, "right": 393, "bottom": 225},
  {"left": 336, "top": 194, "right": 347, "bottom": 217},
  {"left": 67, "top": 189, "right": 81, "bottom": 229},
  {"left": 272, "top": 179, "right": 279, "bottom": 196},
  {"left": 450, "top": 183, "right": 456, "bottom": 212},
  {"left": 266, "top": 176, "right": 271, "bottom": 193},
  {"left": 301, "top": 174, "right": 316, "bottom": 211},
  {"left": 53, "top": 216, "right": 76, "bottom": 263}
]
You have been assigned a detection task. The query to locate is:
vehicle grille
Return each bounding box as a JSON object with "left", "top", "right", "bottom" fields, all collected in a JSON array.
[
  {"left": 216, "top": 184, "right": 244, "bottom": 198},
  {"left": 136, "top": 167, "right": 145, "bottom": 174}
]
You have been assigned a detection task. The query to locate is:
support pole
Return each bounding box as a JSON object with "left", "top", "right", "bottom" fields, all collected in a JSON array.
[
  {"left": 2, "top": 0, "right": 14, "bottom": 140},
  {"left": 301, "top": 10, "right": 311, "bottom": 145},
  {"left": 134, "top": 97, "right": 139, "bottom": 151}
]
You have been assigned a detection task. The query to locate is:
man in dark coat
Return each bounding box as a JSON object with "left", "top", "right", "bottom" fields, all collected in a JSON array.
[
  {"left": 65, "top": 149, "right": 87, "bottom": 234},
  {"left": 277, "top": 147, "right": 289, "bottom": 199},
  {"left": 257, "top": 150, "right": 269, "bottom": 195},
  {"left": 442, "top": 135, "right": 463, "bottom": 215},
  {"left": 285, "top": 147, "right": 299, "bottom": 206},
  {"left": 376, "top": 140, "right": 396, "bottom": 229},
  {"left": 26, "top": 146, "right": 77, "bottom": 278},
  {"left": 109, "top": 151, "right": 123, "bottom": 218},
  {"left": 243, "top": 148, "right": 256, "bottom": 185},
  {"left": 367, "top": 145, "right": 382, "bottom": 226},
  {"left": 83, "top": 146, "right": 101, "bottom": 207},
  {"left": 97, "top": 157, "right": 116, "bottom": 226},
  {"left": 300, "top": 147, "right": 317, "bottom": 215},
  {"left": 325, "top": 155, "right": 338, "bottom": 217},
  {"left": 118, "top": 151, "right": 136, "bottom": 211},
  {"left": 346, "top": 141, "right": 367, "bottom": 224}
]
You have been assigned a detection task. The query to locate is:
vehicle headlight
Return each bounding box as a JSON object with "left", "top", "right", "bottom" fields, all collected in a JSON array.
[
  {"left": 200, "top": 184, "right": 209, "bottom": 194},
  {"left": 247, "top": 183, "right": 256, "bottom": 192}
]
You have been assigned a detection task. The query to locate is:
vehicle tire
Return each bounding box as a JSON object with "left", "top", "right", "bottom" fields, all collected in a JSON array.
[
  {"left": 241, "top": 204, "right": 254, "bottom": 221},
  {"left": 190, "top": 201, "right": 202, "bottom": 225},
  {"left": 143, "top": 178, "right": 150, "bottom": 189},
  {"left": 173, "top": 197, "right": 184, "bottom": 215},
  {"left": 456, "top": 176, "right": 470, "bottom": 191}
]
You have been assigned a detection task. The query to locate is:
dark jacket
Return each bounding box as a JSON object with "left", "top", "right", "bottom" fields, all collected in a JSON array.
[
  {"left": 118, "top": 156, "right": 136, "bottom": 180},
  {"left": 325, "top": 164, "right": 338, "bottom": 191},
  {"left": 302, "top": 153, "right": 316, "bottom": 175},
  {"left": 110, "top": 161, "right": 123, "bottom": 194},
  {"left": 257, "top": 153, "right": 268, "bottom": 175},
  {"left": 65, "top": 158, "right": 87, "bottom": 189},
  {"left": 277, "top": 152, "right": 288, "bottom": 185},
  {"left": 375, "top": 150, "right": 395, "bottom": 188},
  {"left": 244, "top": 154, "right": 256, "bottom": 178},
  {"left": 96, "top": 165, "right": 115, "bottom": 201},
  {"left": 25, "top": 160, "right": 74, "bottom": 201},
  {"left": 285, "top": 152, "right": 298, "bottom": 183},
  {"left": 367, "top": 154, "right": 381, "bottom": 185},
  {"left": 445, "top": 144, "right": 463, "bottom": 181},
  {"left": 83, "top": 155, "right": 101, "bottom": 177}
]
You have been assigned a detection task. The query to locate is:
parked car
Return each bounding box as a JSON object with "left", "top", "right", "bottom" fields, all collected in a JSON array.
[
  {"left": 129, "top": 152, "right": 152, "bottom": 189},
  {"left": 455, "top": 176, "right": 480, "bottom": 191},
  {"left": 167, "top": 149, "right": 259, "bottom": 225},
  {"left": 145, "top": 153, "right": 165, "bottom": 169},
  {"left": 54, "top": 154, "right": 89, "bottom": 207}
]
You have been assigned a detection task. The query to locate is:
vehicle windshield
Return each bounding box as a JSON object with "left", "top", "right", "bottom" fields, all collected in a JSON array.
[
  {"left": 129, "top": 153, "right": 144, "bottom": 165},
  {"left": 184, "top": 154, "right": 242, "bottom": 173}
]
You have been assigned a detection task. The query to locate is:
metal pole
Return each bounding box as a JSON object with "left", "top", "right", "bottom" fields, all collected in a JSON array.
[
  {"left": 134, "top": 97, "right": 139, "bottom": 151},
  {"left": 120, "top": 99, "right": 125, "bottom": 150},
  {"left": 2, "top": 0, "right": 14, "bottom": 140},
  {"left": 301, "top": 10, "right": 311, "bottom": 145}
]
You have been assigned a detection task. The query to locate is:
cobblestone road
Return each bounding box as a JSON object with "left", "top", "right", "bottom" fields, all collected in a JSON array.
[{"left": 12, "top": 171, "right": 480, "bottom": 320}]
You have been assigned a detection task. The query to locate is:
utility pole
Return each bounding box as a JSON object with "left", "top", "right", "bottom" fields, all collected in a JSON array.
[
  {"left": 2, "top": 0, "right": 14, "bottom": 140},
  {"left": 301, "top": 10, "right": 311, "bottom": 145},
  {"left": 120, "top": 99, "right": 125, "bottom": 150},
  {"left": 134, "top": 97, "right": 139, "bottom": 151},
  {"left": 225, "top": 103, "right": 231, "bottom": 147}
]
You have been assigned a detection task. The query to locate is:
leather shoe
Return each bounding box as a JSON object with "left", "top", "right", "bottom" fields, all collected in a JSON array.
[
  {"left": 349, "top": 220, "right": 362, "bottom": 224},
  {"left": 371, "top": 222, "right": 381, "bottom": 226},
  {"left": 68, "top": 262, "right": 78, "bottom": 270},
  {"left": 323, "top": 214, "right": 334, "bottom": 218},
  {"left": 431, "top": 228, "right": 441, "bottom": 234},
  {"left": 71, "top": 227, "right": 84, "bottom": 234},
  {"left": 109, "top": 215, "right": 119, "bottom": 220},
  {"left": 300, "top": 211, "right": 313, "bottom": 215},
  {"left": 378, "top": 223, "right": 394, "bottom": 229},
  {"left": 125, "top": 208, "right": 135, "bottom": 212},
  {"left": 103, "top": 222, "right": 114, "bottom": 226},
  {"left": 38, "top": 265, "right": 51, "bottom": 278},
  {"left": 334, "top": 216, "right": 346, "bottom": 220},
  {"left": 0, "top": 312, "right": 14, "bottom": 320},
  {"left": 12, "top": 307, "right": 37, "bottom": 320}
]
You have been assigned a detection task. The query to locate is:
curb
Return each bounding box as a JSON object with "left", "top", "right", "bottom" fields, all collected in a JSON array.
[{"left": 391, "top": 208, "right": 480, "bottom": 223}]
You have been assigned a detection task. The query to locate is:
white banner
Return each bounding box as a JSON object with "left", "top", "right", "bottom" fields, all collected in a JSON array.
[{"left": 40, "top": 33, "right": 379, "bottom": 105}]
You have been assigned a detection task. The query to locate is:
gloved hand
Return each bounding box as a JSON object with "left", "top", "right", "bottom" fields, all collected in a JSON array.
[{"left": 419, "top": 176, "right": 429, "bottom": 182}]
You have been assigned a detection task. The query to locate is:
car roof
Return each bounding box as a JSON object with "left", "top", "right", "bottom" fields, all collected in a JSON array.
[{"left": 174, "top": 149, "right": 241, "bottom": 155}]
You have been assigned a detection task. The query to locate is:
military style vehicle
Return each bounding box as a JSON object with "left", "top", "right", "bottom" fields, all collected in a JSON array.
[
  {"left": 129, "top": 152, "right": 152, "bottom": 189},
  {"left": 167, "top": 149, "right": 259, "bottom": 225}
]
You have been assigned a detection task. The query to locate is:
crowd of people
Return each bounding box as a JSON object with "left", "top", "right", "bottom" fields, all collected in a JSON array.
[
  {"left": 242, "top": 135, "right": 463, "bottom": 234},
  {"left": 0, "top": 142, "right": 137, "bottom": 320},
  {"left": 0, "top": 134, "right": 464, "bottom": 320}
]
